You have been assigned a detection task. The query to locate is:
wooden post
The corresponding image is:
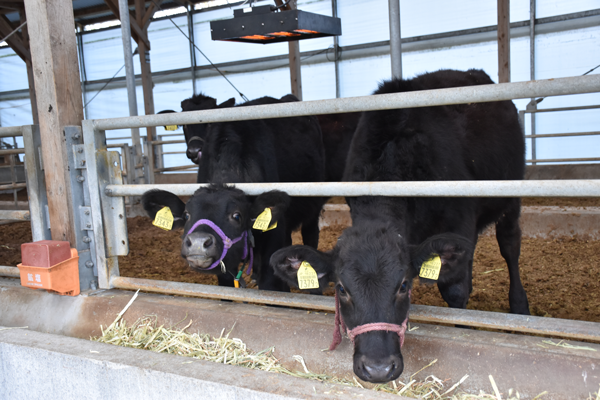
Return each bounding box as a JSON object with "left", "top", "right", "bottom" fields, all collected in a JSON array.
[
  {"left": 274, "top": 0, "right": 302, "bottom": 100},
  {"left": 19, "top": 11, "right": 39, "bottom": 125},
  {"left": 135, "top": 0, "right": 158, "bottom": 168},
  {"left": 497, "top": 0, "right": 510, "bottom": 83},
  {"left": 23, "top": 0, "right": 84, "bottom": 245}
]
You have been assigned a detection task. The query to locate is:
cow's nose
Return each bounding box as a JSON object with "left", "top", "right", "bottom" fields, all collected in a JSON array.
[
  {"left": 184, "top": 232, "right": 215, "bottom": 254},
  {"left": 354, "top": 354, "right": 403, "bottom": 383}
]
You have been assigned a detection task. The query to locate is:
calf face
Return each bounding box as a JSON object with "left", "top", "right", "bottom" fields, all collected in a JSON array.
[
  {"left": 271, "top": 224, "right": 472, "bottom": 383},
  {"left": 143, "top": 185, "right": 289, "bottom": 276}
]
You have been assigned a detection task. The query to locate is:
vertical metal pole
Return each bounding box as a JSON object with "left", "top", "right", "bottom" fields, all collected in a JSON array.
[
  {"left": 529, "top": 0, "right": 537, "bottom": 165},
  {"left": 388, "top": 0, "right": 402, "bottom": 80},
  {"left": 76, "top": 25, "right": 89, "bottom": 120},
  {"left": 275, "top": 0, "right": 302, "bottom": 100},
  {"left": 332, "top": 0, "right": 341, "bottom": 98},
  {"left": 187, "top": 5, "right": 197, "bottom": 95},
  {"left": 118, "top": 0, "right": 142, "bottom": 183}
]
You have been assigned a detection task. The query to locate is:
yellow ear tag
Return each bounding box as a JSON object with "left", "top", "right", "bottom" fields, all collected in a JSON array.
[
  {"left": 419, "top": 254, "right": 442, "bottom": 280},
  {"left": 252, "top": 208, "right": 277, "bottom": 232},
  {"left": 152, "top": 207, "right": 174, "bottom": 231},
  {"left": 297, "top": 261, "right": 319, "bottom": 290},
  {"left": 164, "top": 125, "right": 178, "bottom": 131}
]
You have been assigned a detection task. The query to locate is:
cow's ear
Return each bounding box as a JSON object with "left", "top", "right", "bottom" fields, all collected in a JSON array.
[
  {"left": 218, "top": 98, "right": 235, "bottom": 108},
  {"left": 141, "top": 189, "right": 187, "bottom": 230},
  {"left": 410, "top": 233, "right": 473, "bottom": 283},
  {"left": 270, "top": 245, "right": 336, "bottom": 290},
  {"left": 250, "top": 190, "right": 291, "bottom": 224}
]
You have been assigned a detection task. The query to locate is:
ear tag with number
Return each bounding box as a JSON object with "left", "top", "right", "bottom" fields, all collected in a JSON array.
[
  {"left": 164, "top": 125, "right": 178, "bottom": 131},
  {"left": 152, "top": 207, "right": 174, "bottom": 231},
  {"left": 297, "top": 261, "right": 320, "bottom": 290},
  {"left": 419, "top": 254, "right": 442, "bottom": 280},
  {"left": 252, "top": 208, "right": 277, "bottom": 232}
]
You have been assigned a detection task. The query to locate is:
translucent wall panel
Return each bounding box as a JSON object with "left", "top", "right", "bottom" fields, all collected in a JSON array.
[
  {"left": 302, "top": 62, "right": 336, "bottom": 100},
  {"left": 337, "top": 0, "right": 390, "bottom": 46},
  {"left": 0, "top": 98, "right": 32, "bottom": 131},
  {"left": 0, "top": 48, "right": 28, "bottom": 92},
  {"left": 82, "top": 29, "right": 130, "bottom": 81},
  {"left": 147, "top": 16, "right": 192, "bottom": 72},
  {"left": 536, "top": 0, "right": 600, "bottom": 19}
]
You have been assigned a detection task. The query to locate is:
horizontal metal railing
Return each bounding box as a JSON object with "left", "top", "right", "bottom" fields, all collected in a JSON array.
[
  {"left": 88, "top": 75, "right": 600, "bottom": 131},
  {"left": 105, "top": 180, "right": 600, "bottom": 198}
]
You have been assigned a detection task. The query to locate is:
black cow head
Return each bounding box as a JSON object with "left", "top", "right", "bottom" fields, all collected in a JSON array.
[
  {"left": 270, "top": 223, "right": 472, "bottom": 383},
  {"left": 142, "top": 184, "right": 290, "bottom": 275},
  {"left": 180, "top": 94, "right": 236, "bottom": 164}
]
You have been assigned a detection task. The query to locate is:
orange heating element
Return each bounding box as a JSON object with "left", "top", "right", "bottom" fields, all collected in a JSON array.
[
  {"left": 294, "top": 29, "right": 319, "bottom": 34},
  {"left": 240, "top": 35, "right": 275, "bottom": 40},
  {"left": 269, "top": 31, "right": 301, "bottom": 37}
]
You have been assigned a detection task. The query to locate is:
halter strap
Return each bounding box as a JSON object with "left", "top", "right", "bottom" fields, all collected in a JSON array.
[
  {"left": 186, "top": 219, "right": 253, "bottom": 274},
  {"left": 329, "top": 289, "right": 410, "bottom": 351}
]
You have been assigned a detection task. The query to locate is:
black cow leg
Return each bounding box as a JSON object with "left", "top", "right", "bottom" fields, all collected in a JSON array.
[
  {"left": 437, "top": 279, "right": 470, "bottom": 310},
  {"left": 496, "top": 198, "right": 530, "bottom": 315},
  {"left": 301, "top": 215, "right": 320, "bottom": 249}
]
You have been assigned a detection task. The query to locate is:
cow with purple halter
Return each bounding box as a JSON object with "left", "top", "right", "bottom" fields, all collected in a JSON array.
[
  {"left": 142, "top": 184, "right": 292, "bottom": 289},
  {"left": 270, "top": 69, "right": 530, "bottom": 383}
]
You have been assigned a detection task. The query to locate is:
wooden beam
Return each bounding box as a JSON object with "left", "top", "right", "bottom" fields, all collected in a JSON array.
[
  {"left": 23, "top": 0, "right": 84, "bottom": 245},
  {"left": 497, "top": 0, "right": 510, "bottom": 83},
  {"left": 142, "top": 1, "right": 156, "bottom": 31},
  {"left": 274, "top": 0, "right": 303, "bottom": 100},
  {"left": 0, "top": 15, "right": 30, "bottom": 62},
  {"left": 19, "top": 9, "right": 38, "bottom": 125},
  {"left": 135, "top": 0, "right": 157, "bottom": 147}
]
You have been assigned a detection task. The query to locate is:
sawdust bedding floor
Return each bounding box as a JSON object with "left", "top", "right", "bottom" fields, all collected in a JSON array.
[{"left": 1, "top": 197, "right": 599, "bottom": 323}]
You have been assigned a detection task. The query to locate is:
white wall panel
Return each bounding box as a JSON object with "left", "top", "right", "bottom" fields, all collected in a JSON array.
[
  {"left": 0, "top": 48, "right": 28, "bottom": 92},
  {"left": 147, "top": 16, "right": 192, "bottom": 72}
]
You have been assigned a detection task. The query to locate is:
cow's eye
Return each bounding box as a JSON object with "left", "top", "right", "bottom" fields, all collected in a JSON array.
[
  {"left": 399, "top": 280, "right": 408, "bottom": 294},
  {"left": 337, "top": 284, "right": 346, "bottom": 295},
  {"left": 184, "top": 211, "right": 190, "bottom": 221},
  {"left": 232, "top": 212, "right": 241, "bottom": 222}
]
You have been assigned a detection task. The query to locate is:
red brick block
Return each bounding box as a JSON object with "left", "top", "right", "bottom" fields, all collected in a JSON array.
[{"left": 21, "top": 240, "right": 72, "bottom": 268}]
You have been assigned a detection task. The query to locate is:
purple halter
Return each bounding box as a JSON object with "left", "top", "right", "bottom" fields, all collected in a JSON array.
[{"left": 186, "top": 219, "right": 254, "bottom": 274}]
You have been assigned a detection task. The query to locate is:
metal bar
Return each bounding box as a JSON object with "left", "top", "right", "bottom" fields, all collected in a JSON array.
[
  {"left": 149, "top": 139, "right": 185, "bottom": 145},
  {"left": 111, "top": 276, "right": 600, "bottom": 343},
  {"left": 523, "top": 104, "right": 600, "bottom": 113},
  {"left": 152, "top": 165, "right": 196, "bottom": 173},
  {"left": 118, "top": 0, "right": 142, "bottom": 184},
  {"left": 77, "top": 26, "right": 89, "bottom": 120},
  {"left": 388, "top": 0, "right": 402, "bottom": 79},
  {"left": 160, "top": 151, "right": 187, "bottom": 155},
  {"left": 187, "top": 4, "right": 197, "bottom": 95},
  {"left": 22, "top": 125, "right": 50, "bottom": 241},
  {"left": 526, "top": 157, "right": 600, "bottom": 163},
  {"left": 525, "top": 131, "right": 600, "bottom": 139},
  {"left": 0, "top": 266, "right": 20, "bottom": 277},
  {"left": 0, "top": 127, "right": 24, "bottom": 137},
  {"left": 0, "top": 210, "right": 30, "bottom": 220},
  {"left": 91, "top": 74, "right": 600, "bottom": 131},
  {"left": 0, "top": 183, "right": 27, "bottom": 191},
  {"left": 332, "top": 0, "right": 340, "bottom": 98},
  {"left": 105, "top": 179, "right": 600, "bottom": 198},
  {"left": 529, "top": 0, "right": 536, "bottom": 165},
  {"left": 0, "top": 149, "right": 26, "bottom": 155}
]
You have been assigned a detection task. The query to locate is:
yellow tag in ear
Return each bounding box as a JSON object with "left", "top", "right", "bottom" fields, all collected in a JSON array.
[
  {"left": 419, "top": 254, "right": 442, "bottom": 280},
  {"left": 153, "top": 207, "right": 174, "bottom": 231},
  {"left": 164, "top": 125, "right": 178, "bottom": 131},
  {"left": 252, "top": 208, "right": 277, "bottom": 232},
  {"left": 298, "top": 261, "right": 319, "bottom": 290}
]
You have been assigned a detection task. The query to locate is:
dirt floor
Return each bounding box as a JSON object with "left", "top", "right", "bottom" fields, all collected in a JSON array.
[{"left": 1, "top": 197, "right": 599, "bottom": 323}]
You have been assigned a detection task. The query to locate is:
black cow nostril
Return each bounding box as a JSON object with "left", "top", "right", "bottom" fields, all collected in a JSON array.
[
  {"left": 204, "top": 236, "right": 213, "bottom": 249},
  {"left": 185, "top": 237, "right": 192, "bottom": 247}
]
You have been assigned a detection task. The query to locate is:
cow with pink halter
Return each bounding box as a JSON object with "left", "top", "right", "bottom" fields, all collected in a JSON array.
[{"left": 270, "top": 69, "right": 530, "bottom": 383}]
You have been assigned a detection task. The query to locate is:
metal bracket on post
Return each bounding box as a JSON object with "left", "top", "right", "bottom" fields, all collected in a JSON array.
[
  {"left": 82, "top": 120, "right": 128, "bottom": 289},
  {"left": 65, "top": 126, "right": 99, "bottom": 290},
  {"left": 22, "top": 125, "right": 51, "bottom": 241}
]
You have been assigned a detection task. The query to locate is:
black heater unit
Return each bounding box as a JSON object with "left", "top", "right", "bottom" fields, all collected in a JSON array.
[{"left": 210, "top": 5, "right": 341, "bottom": 44}]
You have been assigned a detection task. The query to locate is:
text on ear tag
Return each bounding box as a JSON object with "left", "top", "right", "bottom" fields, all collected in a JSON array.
[
  {"left": 298, "top": 261, "right": 319, "bottom": 290},
  {"left": 419, "top": 254, "right": 442, "bottom": 280},
  {"left": 164, "top": 125, "right": 178, "bottom": 131},
  {"left": 153, "top": 207, "right": 174, "bottom": 231},
  {"left": 253, "top": 208, "right": 277, "bottom": 231}
]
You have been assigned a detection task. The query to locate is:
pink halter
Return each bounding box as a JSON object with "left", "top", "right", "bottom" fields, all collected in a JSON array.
[{"left": 329, "top": 290, "right": 410, "bottom": 351}]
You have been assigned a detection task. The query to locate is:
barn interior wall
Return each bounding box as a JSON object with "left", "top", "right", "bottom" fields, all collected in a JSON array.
[{"left": 0, "top": 0, "right": 599, "bottom": 170}]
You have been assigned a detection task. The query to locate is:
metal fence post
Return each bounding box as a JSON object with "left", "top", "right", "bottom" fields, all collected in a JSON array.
[
  {"left": 82, "top": 120, "right": 129, "bottom": 289},
  {"left": 21, "top": 125, "right": 51, "bottom": 242}
]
